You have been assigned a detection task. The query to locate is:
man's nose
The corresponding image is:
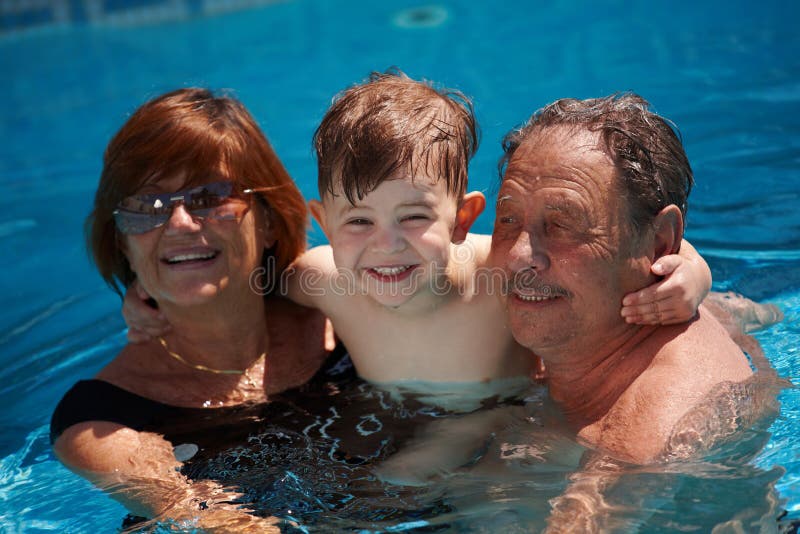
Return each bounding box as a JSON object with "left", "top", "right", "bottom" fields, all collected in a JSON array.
[
  {"left": 508, "top": 230, "right": 550, "bottom": 272},
  {"left": 371, "top": 224, "right": 406, "bottom": 254},
  {"left": 164, "top": 203, "right": 202, "bottom": 234}
]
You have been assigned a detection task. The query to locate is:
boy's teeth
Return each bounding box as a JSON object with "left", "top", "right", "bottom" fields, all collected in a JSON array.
[
  {"left": 373, "top": 265, "right": 410, "bottom": 275},
  {"left": 167, "top": 252, "right": 216, "bottom": 263}
]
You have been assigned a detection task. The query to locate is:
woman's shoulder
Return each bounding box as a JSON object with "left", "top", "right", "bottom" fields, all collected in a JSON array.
[
  {"left": 263, "top": 296, "right": 331, "bottom": 392},
  {"left": 49, "top": 378, "right": 166, "bottom": 444},
  {"left": 265, "top": 295, "right": 330, "bottom": 349}
]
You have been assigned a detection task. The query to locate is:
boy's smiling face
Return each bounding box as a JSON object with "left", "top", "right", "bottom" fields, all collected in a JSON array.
[{"left": 312, "top": 173, "right": 462, "bottom": 310}]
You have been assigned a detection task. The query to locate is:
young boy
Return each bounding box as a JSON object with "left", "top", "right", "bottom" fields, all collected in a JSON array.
[
  {"left": 125, "top": 71, "right": 717, "bottom": 391},
  {"left": 287, "top": 71, "right": 721, "bottom": 387}
]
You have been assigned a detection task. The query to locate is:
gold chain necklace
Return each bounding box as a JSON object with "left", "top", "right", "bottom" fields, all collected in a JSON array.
[{"left": 158, "top": 336, "right": 262, "bottom": 376}]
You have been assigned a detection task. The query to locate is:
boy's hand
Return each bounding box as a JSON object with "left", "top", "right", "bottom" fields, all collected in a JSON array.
[
  {"left": 123, "top": 280, "right": 170, "bottom": 342},
  {"left": 620, "top": 253, "right": 710, "bottom": 325}
]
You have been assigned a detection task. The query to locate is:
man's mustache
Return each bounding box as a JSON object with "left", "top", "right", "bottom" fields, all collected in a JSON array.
[{"left": 506, "top": 268, "right": 569, "bottom": 297}]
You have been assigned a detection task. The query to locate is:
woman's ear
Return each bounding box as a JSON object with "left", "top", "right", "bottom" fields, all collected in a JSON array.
[
  {"left": 260, "top": 202, "right": 277, "bottom": 249},
  {"left": 652, "top": 204, "right": 684, "bottom": 259},
  {"left": 308, "top": 199, "right": 329, "bottom": 239},
  {"left": 117, "top": 232, "right": 132, "bottom": 264},
  {"left": 452, "top": 191, "right": 486, "bottom": 243}
]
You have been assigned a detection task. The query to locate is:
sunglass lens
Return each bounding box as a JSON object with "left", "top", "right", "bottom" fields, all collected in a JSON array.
[
  {"left": 114, "top": 181, "right": 242, "bottom": 234},
  {"left": 113, "top": 210, "right": 169, "bottom": 235},
  {"left": 183, "top": 182, "right": 235, "bottom": 212}
]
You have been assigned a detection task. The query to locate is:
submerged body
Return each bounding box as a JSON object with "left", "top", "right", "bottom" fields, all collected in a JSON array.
[
  {"left": 492, "top": 111, "right": 758, "bottom": 463},
  {"left": 292, "top": 220, "right": 534, "bottom": 386},
  {"left": 51, "top": 89, "right": 330, "bottom": 529},
  {"left": 488, "top": 94, "right": 784, "bottom": 531}
]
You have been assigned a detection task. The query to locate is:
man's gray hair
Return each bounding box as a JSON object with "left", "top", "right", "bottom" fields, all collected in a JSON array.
[{"left": 500, "top": 93, "right": 693, "bottom": 231}]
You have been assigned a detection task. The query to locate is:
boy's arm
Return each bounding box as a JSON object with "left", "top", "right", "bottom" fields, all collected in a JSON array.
[
  {"left": 283, "top": 245, "right": 336, "bottom": 309},
  {"left": 620, "top": 239, "right": 711, "bottom": 325},
  {"left": 122, "top": 280, "right": 169, "bottom": 342},
  {"left": 121, "top": 246, "right": 338, "bottom": 342}
]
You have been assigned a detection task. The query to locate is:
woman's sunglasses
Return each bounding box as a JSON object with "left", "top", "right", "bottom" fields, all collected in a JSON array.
[{"left": 113, "top": 181, "right": 259, "bottom": 235}]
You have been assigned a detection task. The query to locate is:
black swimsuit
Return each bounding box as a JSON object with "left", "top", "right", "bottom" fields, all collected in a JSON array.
[
  {"left": 49, "top": 346, "right": 357, "bottom": 461},
  {"left": 49, "top": 348, "right": 456, "bottom": 525}
]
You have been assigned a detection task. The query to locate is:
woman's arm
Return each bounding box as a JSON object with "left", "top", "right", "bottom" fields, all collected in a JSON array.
[{"left": 54, "top": 422, "right": 280, "bottom": 532}]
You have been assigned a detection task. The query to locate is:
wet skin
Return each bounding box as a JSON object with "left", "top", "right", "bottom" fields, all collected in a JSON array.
[
  {"left": 490, "top": 126, "right": 653, "bottom": 361},
  {"left": 313, "top": 174, "right": 461, "bottom": 311},
  {"left": 122, "top": 174, "right": 274, "bottom": 310}
]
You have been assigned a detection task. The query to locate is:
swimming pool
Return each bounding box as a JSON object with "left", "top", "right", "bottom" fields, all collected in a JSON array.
[{"left": 1, "top": 0, "right": 799, "bottom": 531}]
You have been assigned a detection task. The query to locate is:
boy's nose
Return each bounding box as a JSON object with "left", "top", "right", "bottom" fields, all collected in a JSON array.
[
  {"left": 371, "top": 224, "right": 406, "bottom": 254},
  {"left": 164, "top": 203, "right": 203, "bottom": 235},
  {"left": 507, "top": 230, "right": 550, "bottom": 272}
]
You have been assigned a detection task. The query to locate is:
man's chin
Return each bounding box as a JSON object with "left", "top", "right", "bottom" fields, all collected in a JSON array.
[{"left": 508, "top": 315, "right": 571, "bottom": 353}]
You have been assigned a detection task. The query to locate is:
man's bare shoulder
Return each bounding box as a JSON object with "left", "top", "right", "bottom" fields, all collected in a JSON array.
[
  {"left": 592, "top": 314, "right": 755, "bottom": 463},
  {"left": 653, "top": 311, "right": 752, "bottom": 381}
]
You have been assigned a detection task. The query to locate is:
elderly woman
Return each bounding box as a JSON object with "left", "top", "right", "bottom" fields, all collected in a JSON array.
[{"left": 50, "top": 88, "right": 335, "bottom": 529}]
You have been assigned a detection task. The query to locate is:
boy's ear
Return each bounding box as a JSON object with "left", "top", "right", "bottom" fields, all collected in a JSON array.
[
  {"left": 308, "top": 199, "right": 329, "bottom": 238},
  {"left": 452, "top": 191, "right": 486, "bottom": 244},
  {"left": 651, "top": 204, "right": 683, "bottom": 260}
]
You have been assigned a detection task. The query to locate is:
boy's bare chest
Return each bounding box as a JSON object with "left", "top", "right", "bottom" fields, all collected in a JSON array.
[{"left": 329, "top": 294, "right": 529, "bottom": 382}]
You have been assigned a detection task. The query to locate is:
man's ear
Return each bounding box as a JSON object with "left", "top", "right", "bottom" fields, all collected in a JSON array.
[
  {"left": 652, "top": 204, "right": 684, "bottom": 259},
  {"left": 308, "top": 199, "right": 329, "bottom": 239},
  {"left": 452, "top": 191, "right": 486, "bottom": 244}
]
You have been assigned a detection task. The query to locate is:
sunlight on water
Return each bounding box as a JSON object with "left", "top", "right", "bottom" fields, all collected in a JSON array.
[{"left": 1, "top": 0, "right": 799, "bottom": 531}]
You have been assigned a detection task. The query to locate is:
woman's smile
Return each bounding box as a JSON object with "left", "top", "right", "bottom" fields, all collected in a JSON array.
[{"left": 160, "top": 246, "right": 222, "bottom": 270}]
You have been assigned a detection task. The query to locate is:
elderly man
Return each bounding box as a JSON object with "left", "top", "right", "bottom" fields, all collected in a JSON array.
[{"left": 489, "top": 93, "right": 755, "bottom": 464}]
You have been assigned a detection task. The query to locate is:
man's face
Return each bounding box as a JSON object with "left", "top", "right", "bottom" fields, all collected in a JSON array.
[
  {"left": 317, "top": 173, "right": 459, "bottom": 309},
  {"left": 489, "top": 126, "right": 651, "bottom": 354}
]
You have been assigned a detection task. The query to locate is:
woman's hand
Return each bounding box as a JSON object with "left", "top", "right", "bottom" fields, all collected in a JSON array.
[
  {"left": 122, "top": 280, "right": 171, "bottom": 342},
  {"left": 620, "top": 240, "right": 711, "bottom": 325}
]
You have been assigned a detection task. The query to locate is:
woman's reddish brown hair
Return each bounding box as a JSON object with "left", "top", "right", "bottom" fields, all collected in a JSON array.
[{"left": 87, "top": 88, "right": 307, "bottom": 295}]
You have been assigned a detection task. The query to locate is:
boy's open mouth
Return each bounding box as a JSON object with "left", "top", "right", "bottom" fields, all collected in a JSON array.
[{"left": 366, "top": 264, "right": 418, "bottom": 282}]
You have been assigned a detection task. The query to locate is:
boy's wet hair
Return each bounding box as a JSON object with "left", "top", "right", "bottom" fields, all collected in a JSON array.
[{"left": 314, "top": 69, "right": 479, "bottom": 204}]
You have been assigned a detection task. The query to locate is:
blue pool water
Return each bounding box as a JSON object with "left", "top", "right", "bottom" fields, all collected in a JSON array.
[{"left": 1, "top": 0, "right": 799, "bottom": 531}]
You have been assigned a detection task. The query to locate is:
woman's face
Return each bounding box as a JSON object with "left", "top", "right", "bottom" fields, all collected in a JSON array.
[{"left": 121, "top": 173, "right": 273, "bottom": 308}]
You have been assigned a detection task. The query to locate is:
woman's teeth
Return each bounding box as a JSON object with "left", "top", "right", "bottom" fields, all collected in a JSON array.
[{"left": 166, "top": 252, "right": 217, "bottom": 264}]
